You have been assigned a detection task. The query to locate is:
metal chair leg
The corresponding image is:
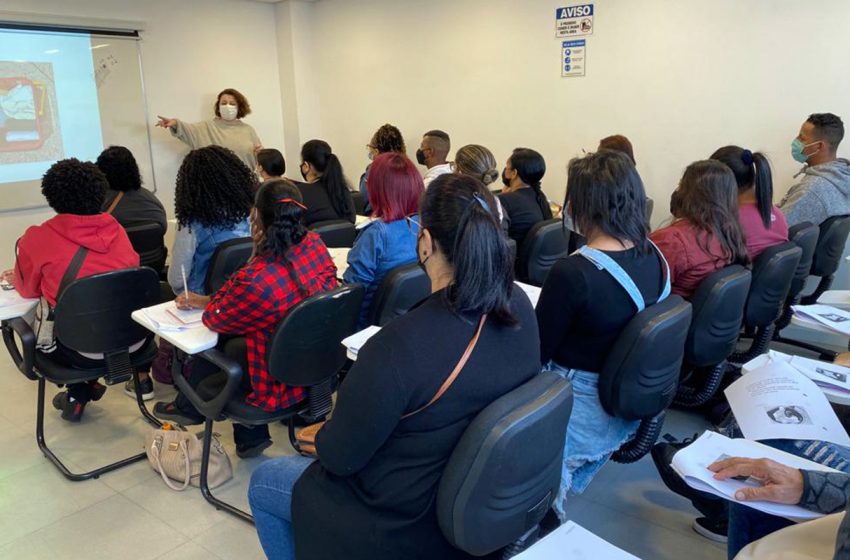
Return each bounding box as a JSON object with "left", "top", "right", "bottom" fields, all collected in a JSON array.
[
  {"left": 36, "top": 378, "right": 147, "bottom": 481},
  {"left": 132, "top": 370, "right": 162, "bottom": 427},
  {"left": 198, "top": 418, "right": 255, "bottom": 524}
]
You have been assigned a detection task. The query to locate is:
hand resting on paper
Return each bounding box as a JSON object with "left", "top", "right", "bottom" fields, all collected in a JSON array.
[
  {"left": 0, "top": 269, "right": 14, "bottom": 288},
  {"left": 175, "top": 291, "right": 210, "bottom": 310},
  {"left": 709, "top": 457, "right": 804, "bottom": 504}
]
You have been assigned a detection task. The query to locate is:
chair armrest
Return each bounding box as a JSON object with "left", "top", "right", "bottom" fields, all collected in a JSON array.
[
  {"left": 1, "top": 317, "right": 37, "bottom": 380},
  {"left": 171, "top": 347, "right": 243, "bottom": 419}
]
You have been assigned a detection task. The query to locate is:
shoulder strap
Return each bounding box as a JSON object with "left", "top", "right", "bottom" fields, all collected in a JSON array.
[
  {"left": 402, "top": 314, "right": 487, "bottom": 420},
  {"left": 648, "top": 240, "right": 671, "bottom": 303},
  {"left": 58, "top": 246, "right": 89, "bottom": 298},
  {"left": 575, "top": 246, "right": 646, "bottom": 311},
  {"left": 105, "top": 191, "right": 124, "bottom": 214}
]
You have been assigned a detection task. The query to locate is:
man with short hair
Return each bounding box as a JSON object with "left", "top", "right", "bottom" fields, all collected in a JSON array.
[
  {"left": 780, "top": 113, "right": 850, "bottom": 226},
  {"left": 416, "top": 129, "right": 452, "bottom": 187}
]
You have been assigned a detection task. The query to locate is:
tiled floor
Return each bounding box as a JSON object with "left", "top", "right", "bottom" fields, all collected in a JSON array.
[{"left": 0, "top": 355, "right": 731, "bottom": 560}]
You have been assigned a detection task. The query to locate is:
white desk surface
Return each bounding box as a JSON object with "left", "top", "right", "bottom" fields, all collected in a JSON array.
[
  {"left": 329, "top": 248, "right": 350, "bottom": 276},
  {"left": 132, "top": 303, "right": 217, "bottom": 355},
  {"left": 791, "top": 314, "right": 844, "bottom": 336},
  {"left": 0, "top": 291, "right": 38, "bottom": 321},
  {"left": 744, "top": 353, "right": 850, "bottom": 406}
]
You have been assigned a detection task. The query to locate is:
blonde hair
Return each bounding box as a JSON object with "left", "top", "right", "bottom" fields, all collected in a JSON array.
[{"left": 455, "top": 144, "right": 499, "bottom": 186}]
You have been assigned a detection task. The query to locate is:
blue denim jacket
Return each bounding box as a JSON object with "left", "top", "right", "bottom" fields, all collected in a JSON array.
[
  {"left": 343, "top": 215, "right": 419, "bottom": 327},
  {"left": 169, "top": 219, "right": 251, "bottom": 295}
]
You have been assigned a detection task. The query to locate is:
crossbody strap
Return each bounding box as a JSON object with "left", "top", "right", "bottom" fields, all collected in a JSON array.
[
  {"left": 401, "top": 314, "right": 487, "bottom": 420},
  {"left": 58, "top": 246, "right": 89, "bottom": 299},
  {"left": 105, "top": 191, "right": 124, "bottom": 214}
]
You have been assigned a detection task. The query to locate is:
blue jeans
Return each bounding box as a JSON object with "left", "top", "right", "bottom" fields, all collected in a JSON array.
[
  {"left": 727, "top": 438, "right": 850, "bottom": 559},
  {"left": 248, "top": 454, "right": 315, "bottom": 560},
  {"left": 545, "top": 361, "right": 639, "bottom": 520}
]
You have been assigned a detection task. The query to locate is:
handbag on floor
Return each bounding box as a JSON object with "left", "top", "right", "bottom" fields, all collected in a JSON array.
[{"left": 145, "top": 423, "right": 232, "bottom": 491}]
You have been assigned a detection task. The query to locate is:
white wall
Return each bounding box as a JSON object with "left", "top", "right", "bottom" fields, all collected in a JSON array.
[{"left": 0, "top": 0, "right": 285, "bottom": 266}]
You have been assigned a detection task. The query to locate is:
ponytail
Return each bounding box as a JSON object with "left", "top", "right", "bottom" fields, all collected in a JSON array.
[
  {"left": 322, "top": 153, "right": 354, "bottom": 221},
  {"left": 751, "top": 152, "right": 774, "bottom": 229},
  {"left": 532, "top": 182, "right": 553, "bottom": 220},
  {"left": 710, "top": 145, "right": 775, "bottom": 229},
  {"left": 509, "top": 147, "right": 550, "bottom": 219},
  {"left": 256, "top": 179, "right": 310, "bottom": 295}
]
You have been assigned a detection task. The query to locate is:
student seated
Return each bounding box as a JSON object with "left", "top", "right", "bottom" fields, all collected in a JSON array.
[
  {"left": 96, "top": 146, "right": 167, "bottom": 232},
  {"left": 711, "top": 146, "right": 788, "bottom": 260},
  {"left": 536, "top": 150, "right": 670, "bottom": 517},
  {"left": 598, "top": 134, "right": 636, "bottom": 164},
  {"left": 153, "top": 180, "right": 337, "bottom": 457},
  {"left": 780, "top": 113, "right": 850, "bottom": 226},
  {"left": 4, "top": 159, "right": 139, "bottom": 422},
  {"left": 651, "top": 160, "right": 749, "bottom": 299},
  {"left": 248, "top": 174, "right": 540, "bottom": 560},
  {"left": 295, "top": 139, "right": 356, "bottom": 227},
  {"left": 256, "top": 148, "right": 286, "bottom": 183},
  {"left": 130, "top": 146, "right": 254, "bottom": 400},
  {"left": 498, "top": 147, "right": 553, "bottom": 245},
  {"left": 359, "top": 123, "right": 406, "bottom": 215},
  {"left": 453, "top": 143, "right": 508, "bottom": 229},
  {"left": 416, "top": 129, "right": 453, "bottom": 187},
  {"left": 343, "top": 152, "right": 423, "bottom": 327}
]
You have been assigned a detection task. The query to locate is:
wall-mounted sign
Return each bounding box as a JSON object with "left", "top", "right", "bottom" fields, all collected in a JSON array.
[
  {"left": 561, "top": 39, "right": 586, "bottom": 77},
  {"left": 556, "top": 4, "right": 594, "bottom": 37}
]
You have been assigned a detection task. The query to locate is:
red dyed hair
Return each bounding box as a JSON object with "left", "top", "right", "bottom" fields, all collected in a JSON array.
[{"left": 367, "top": 153, "right": 424, "bottom": 222}]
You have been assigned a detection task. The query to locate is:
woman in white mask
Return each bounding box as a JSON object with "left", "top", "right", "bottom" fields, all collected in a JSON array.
[{"left": 156, "top": 88, "right": 262, "bottom": 169}]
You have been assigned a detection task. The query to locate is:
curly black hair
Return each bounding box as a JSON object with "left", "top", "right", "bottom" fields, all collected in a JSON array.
[
  {"left": 41, "top": 158, "right": 108, "bottom": 215},
  {"left": 96, "top": 146, "right": 142, "bottom": 192},
  {"left": 174, "top": 146, "right": 256, "bottom": 229}
]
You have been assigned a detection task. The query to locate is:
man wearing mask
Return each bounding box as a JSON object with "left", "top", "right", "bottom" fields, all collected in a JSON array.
[
  {"left": 780, "top": 113, "right": 850, "bottom": 226},
  {"left": 416, "top": 130, "right": 452, "bottom": 187}
]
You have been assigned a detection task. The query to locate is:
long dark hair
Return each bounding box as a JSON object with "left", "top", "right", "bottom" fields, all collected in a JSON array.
[
  {"left": 673, "top": 160, "right": 749, "bottom": 266},
  {"left": 255, "top": 180, "right": 310, "bottom": 296},
  {"left": 420, "top": 174, "right": 517, "bottom": 326},
  {"left": 175, "top": 146, "right": 255, "bottom": 229},
  {"left": 710, "top": 145, "right": 774, "bottom": 229},
  {"left": 509, "top": 148, "right": 552, "bottom": 220},
  {"left": 566, "top": 150, "right": 650, "bottom": 253},
  {"left": 301, "top": 139, "right": 353, "bottom": 219}
]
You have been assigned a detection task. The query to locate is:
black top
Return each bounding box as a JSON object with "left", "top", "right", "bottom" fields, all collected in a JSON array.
[
  {"left": 102, "top": 188, "right": 167, "bottom": 233},
  {"left": 295, "top": 178, "right": 356, "bottom": 227},
  {"left": 498, "top": 187, "right": 552, "bottom": 245},
  {"left": 537, "top": 246, "right": 664, "bottom": 372},
  {"left": 292, "top": 288, "right": 540, "bottom": 560}
]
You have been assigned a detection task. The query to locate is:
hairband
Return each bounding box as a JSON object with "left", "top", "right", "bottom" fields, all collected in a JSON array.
[
  {"left": 741, "top": 149, "right": 754, "bottom": 166},
  {"left": 471, "top": 192, "right": 491, "bottom": 213},
  {"left": 277, "top": 198, "right": 307, "bottom": 210}
]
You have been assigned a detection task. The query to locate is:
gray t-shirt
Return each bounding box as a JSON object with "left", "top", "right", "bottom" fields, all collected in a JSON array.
[{"left": 171, "top": 118, "right": 261, "bottom": 169}]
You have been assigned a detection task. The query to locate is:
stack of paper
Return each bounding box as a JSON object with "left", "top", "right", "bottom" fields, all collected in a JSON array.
[
  {"left": 792, "top": 304, "right": 850, "bottom": 336},
  {"left": 513, "top": 521, "right": 640, "bottom": 560},
  {"left": 341, "top": 325, "right": 381, "bottom": 358},
  {"left": 672, "top": 431, "right": 839, "bottom": 520},
  {"left": 746, "top": 351, "right": 850, "bottom": 396},
  {"left": 141, "top": 302, "right": 204, "bottom": 332}
]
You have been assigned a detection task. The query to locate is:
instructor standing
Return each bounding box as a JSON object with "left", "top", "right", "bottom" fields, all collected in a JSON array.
[{"left": 156, "top": 88, "right": 261, "bottom": 169}]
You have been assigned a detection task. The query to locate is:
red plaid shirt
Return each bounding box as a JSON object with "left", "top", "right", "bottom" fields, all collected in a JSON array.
[{"left": 202, "top": 232, "right": 338, "bottom": 411}]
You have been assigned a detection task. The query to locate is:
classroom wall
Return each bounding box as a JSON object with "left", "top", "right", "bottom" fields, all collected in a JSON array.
[{"left": 0, "top": 0, "right": 285, "bottom": 266}]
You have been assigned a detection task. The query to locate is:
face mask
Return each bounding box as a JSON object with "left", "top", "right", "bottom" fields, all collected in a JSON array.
[
  {"left": 791, "top": 138, "right": 822, "bottom": 163},
  {"left": 415, "top": 149, "right": 426, "bottom": 166},
  {"left": 219, "top": 104, "right": 238, "bottom": 121},
  {"left": 501, "top": 168, "right": 511, "bottom": 187},
  {"left": 367, "top": 151, "right": 374, "bottom": 162}
]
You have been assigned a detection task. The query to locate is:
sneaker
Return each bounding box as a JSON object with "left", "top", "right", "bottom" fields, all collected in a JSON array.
[
  {"left": 692, "top": 516, "right": 728, "bottom": 543},
  {"left": 153, "top": 401, "right": 204, "bottom": 426},
  {"left": 124, "top": 377, "right": 155, "bottom": 401},
  {"left": 90, "top": 381, "right": 107, "bottom": 401},
  {"left": 235, "top": 439, "right": 273, "bottom": 459},
  {"left": 52, "top": 391, "right": 85, "bottom": 422},
  {"left": 651, "top": 435, "right": 699, "bottom": 498}
]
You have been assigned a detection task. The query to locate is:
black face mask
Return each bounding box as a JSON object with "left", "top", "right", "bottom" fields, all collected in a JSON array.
[
  {"left": 501, "top": 168, "right": 511, "bottom": 187},
  {"left": 415, "top": 149, "right": 426, "bottom": 166}
]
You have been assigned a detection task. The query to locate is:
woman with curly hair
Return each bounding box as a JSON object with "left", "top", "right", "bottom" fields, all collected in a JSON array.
[
  {"left": 3, "top": 159, "right": 139, "bottom": 422},
  {"left": 96, "top": 145, "right": 167, "bottom": 232},
  {"left": 154, "top": 180, "right": 338, "bottom": 457},
  {"left": 156, "top": 88, "right": 262, "bottom": 169},
  {"left": 359, "top": 124, "right": 406, "bottom": 215}
]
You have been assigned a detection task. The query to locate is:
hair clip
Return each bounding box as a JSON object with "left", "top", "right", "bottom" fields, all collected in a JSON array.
[
  {"left": 277, "top": 197, "right": 307, "bottom": 210},
  {"left": 471, "top": 192, "right": 491, "bottom": 213},
  {"left": 741, "top": 149, "right": 754, "bottom": 166}
]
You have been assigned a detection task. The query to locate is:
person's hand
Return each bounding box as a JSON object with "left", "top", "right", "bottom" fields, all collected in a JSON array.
[
  {"left": 1, "top": 269, "right": 14, "bottom": 284},
  {"left": 156, "top": 115, "right": 177, "bottom": 129},
  {"left": 175, "top": 291, "right": 210, "bottom": 310},
  {"left": 709, "top": 457, "right": 805, "bottom": 504},
  {"left": 834, "top": 352, "right": 850, "bottom": 367},
  {"left": 254, "top": 143, "right": 263, "bottom": 154}
]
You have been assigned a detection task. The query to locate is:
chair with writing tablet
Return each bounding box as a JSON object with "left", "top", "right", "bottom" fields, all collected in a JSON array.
[
  {"left": 1, "top": 268, "right": 160, "bottom": 481},
  {"left": 436, "top": 371, "right": 573, "bottom": 558},
  {"left": 310, "top": 219, "right": 357, "bottom": 249}
]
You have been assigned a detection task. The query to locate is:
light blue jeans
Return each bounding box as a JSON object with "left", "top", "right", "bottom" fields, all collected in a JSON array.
[
  {"left": 248, "top": 454, "right": 315, "bottom": 560},
  {"left": 545, "top": 361, "right": 639, "bottom": 520}
]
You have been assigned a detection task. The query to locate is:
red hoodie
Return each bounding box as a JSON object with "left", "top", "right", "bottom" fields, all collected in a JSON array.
[{"left": 14, "top": 213, "right": 140, "bottom": 307}]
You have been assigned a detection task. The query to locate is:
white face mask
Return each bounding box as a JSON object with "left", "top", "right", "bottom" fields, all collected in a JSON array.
[{"left": 219, "top": 104, "right": 238, "bottom": 121}]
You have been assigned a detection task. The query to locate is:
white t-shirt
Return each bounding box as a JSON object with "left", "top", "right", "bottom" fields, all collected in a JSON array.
[{"left": 422, "top": 163, "right": 453, "bottom": 188}]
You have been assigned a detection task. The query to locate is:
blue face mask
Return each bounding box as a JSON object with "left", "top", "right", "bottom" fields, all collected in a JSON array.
[{"left": 791, "top": 138, "right": 820, "bottom": 163}]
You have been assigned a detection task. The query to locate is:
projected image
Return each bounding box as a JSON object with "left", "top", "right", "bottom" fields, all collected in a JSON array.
[{"left": 0, "top": 61, "right": 64, "bottom": 165}]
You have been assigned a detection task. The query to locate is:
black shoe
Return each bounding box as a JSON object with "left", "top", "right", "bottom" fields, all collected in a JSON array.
[
  {"left": 52, "top": 392, "right": 86, "bottom": 422},
  {"left": 153, "top": 401, "right": 204, "bottom": 426},
  {"left": 90, "top": 382, "right": 107, "bottom": 401},
  {"left": 235, "top": 438, "right": 273, "bottom": 459},
  {"left": 692, "top": 516, "right": 728, "bottom": 543},
  {"left": 124, "top": 377, "right": 155, "bottom": 401},
  {"left": 651, "top": 435, "right": 700, "bottom": 498}
]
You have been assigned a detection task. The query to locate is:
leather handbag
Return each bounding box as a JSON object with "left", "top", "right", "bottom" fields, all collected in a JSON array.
[{"left": 145, "top": 423, "right": 232, "bottom": 491}]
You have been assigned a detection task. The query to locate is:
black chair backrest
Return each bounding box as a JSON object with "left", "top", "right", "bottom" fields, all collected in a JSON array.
[
  {"left": 505, "top": 237, "right": 517, "bottom": 263},
  {"left": 436, "top": 371, "right": 573, "bottom": 556},
  {"left": 811, "top": 215, "right": 850, "bottom": 277},
  {"left": 310, "top": 220, "right": 356, "bottom": 248},
  {"left": 685, "top": 265, "right": 751, "bottom": 367},
  {"left": 787, "top": 222, "right": 819, "bottom": 300},
  {"left": 599, "top": 296, "right": 692, "bottom": 420},
  {"left": 744, "top": 242, "right": 802, "bottom": 327},
  {"left": 367, "top": 263, "right": 431, "bottom": 327},
  {"left": 203, "top": 237, "right": 253, "bottom": 295},
  {"left": 267, "top": 285, "right": 365, "bottom": 387},
  {"left": 124, "top": 221, "right": 167, "bottom": 273},
  {"left": 54, "top": 267, "right": 159, "bottom": 354},
  {"left": 351, "top": 191, "right": 366, "bottom": 216},
  {"left": 516, "top": 219, "right": 570, "bottom": 286}
]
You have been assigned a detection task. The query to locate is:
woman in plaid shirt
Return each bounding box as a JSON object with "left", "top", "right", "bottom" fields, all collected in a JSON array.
[{"left": 154, "top": 180, "right": 338, "bottom": 457}]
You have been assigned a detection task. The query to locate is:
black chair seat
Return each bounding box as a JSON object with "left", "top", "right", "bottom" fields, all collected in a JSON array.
[
  {"left": 194, "top": 373, "right": 305, "bottom": 425},
  {"left": 34, "top": 340, "right": 158, "bottom": 384}
]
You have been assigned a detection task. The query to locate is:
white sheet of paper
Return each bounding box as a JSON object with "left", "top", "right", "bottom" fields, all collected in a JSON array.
[
  {"left": 788, "top": 355, "right": 850, "bottom": 395},
  {"left": 726, "top": 360, "right": 850, "bottom": 447},
  {"left": 514, "top": 282, "right": 541, "bottom": 308},
  {"left": 513, "top": 521, "right": 640, "bottom": 560},
  {"left": 818, "top": 290, "right": 850, "bottom": 310},
  {"left": 341, "top": 325, "right": 381, "bottom": 357},
  {"left": 329, "top": 248, "right": 350, "bottom": 276},
  {"left": 793, "top": 304, "right": 850, "bottom": 336},
  {"left": 671, "top": 431, "right": 839, "bottom": 520},
  {"left": 141, "top": 301, "right": 200, "bottom": 332}
]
